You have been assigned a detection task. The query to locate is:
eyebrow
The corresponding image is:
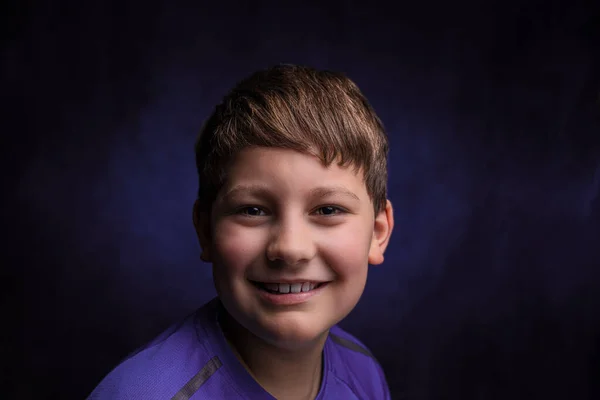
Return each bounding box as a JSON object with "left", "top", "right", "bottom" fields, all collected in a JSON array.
[
  {"left": 310, "top": 186, "right": 361, "bottom": 201},
  {"left": 220, "top": 184, "right": 361, "bottom": 202}
]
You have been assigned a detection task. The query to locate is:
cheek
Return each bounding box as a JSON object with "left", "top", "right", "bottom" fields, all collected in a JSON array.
[
  {"left": 213, "top": 222, "right": 266, "bottom": 270},
  {"left": 318, "top": 221, "right": 373, "bottom": 274}
]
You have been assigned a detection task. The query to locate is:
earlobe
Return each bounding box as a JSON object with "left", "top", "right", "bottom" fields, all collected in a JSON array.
[
  {"left": 193, "top": 200, "right": 213, "bottom": 263},
  {"left": 367, "top": 199, "right": 394, "bottom": 266}
]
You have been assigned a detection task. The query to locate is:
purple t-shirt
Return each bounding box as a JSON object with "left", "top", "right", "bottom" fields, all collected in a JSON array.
[{"left": 88, "top": 297, "right": 391, "bottom": 399}]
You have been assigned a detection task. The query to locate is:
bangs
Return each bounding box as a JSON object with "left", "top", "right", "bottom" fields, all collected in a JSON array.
[{"left": 196, "top": 65, "right": 388, "bottom": 214}]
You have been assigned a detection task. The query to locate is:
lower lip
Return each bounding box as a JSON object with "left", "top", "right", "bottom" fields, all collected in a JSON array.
[{"left": 252, "top": 282, "right": 329, "bottom": 306}]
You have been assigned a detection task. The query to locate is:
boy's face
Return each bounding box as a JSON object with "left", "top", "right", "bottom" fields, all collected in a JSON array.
[{"left": 194, "top": 147, "right": 393, "bottom": 350}]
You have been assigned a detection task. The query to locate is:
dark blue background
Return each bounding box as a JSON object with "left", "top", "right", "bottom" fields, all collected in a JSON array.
[{"left": 4, "top": 0, "right": 600, "bottom": 398}]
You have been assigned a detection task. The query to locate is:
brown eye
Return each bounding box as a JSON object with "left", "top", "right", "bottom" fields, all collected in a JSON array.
[
  {"left": 315, "top": 206, "right": 344, "bottom": 216},
  {"left": 238, "top": 207, "right": 266, "bottom": 217}
]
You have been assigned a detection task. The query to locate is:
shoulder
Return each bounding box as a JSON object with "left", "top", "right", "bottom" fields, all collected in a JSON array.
[
  {"left": 87, "top": 301, "right": 221, "bottom": 400},
  {"left": 326, "top": 325, "right": 391, "bottom": 400}
]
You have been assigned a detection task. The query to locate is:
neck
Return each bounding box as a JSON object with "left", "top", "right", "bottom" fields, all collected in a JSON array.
[{"left": 219, "top": 309, "right": 327, "bottom": 400}]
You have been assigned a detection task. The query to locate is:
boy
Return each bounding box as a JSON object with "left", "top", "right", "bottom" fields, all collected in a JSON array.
[{"left": 88, "top": 64, "right": 394, "bottom": 399}]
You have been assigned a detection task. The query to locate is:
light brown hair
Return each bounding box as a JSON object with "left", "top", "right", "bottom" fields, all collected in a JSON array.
[{"left": 195, "top": 64, "right": 389, "bottom": 215}]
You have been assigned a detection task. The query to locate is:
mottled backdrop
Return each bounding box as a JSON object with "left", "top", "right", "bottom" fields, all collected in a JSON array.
[{"left": 4, "top": 0, "right": 600, "bottom": 399}]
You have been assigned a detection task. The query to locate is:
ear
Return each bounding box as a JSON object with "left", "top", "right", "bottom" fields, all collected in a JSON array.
[
  {"left": 368, "top": 199, "right": 394, "bottom": 265},
  {"left": 192, "top": 199, "right": 213, "bottom": 262}
]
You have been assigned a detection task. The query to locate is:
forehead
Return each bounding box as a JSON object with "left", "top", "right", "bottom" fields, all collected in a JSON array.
[{"left": 219, "top": 147, "right": 368, "bottom": 199}]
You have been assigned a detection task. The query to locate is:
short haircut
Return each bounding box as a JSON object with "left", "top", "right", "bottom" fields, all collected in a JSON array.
[{"left": 195, "top": 64, "right": 389, "bottom": 215}]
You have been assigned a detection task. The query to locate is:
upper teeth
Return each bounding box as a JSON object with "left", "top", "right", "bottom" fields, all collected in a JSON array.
[{"left": 264, "top": 282, "right": 317, "bottom": 293}]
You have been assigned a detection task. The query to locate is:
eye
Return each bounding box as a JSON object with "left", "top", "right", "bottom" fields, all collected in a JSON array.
[
  {"left": 314, "top": 206, "right": 346, "bottom": 216},
  {"left": 236, "top": 206, "right": 267, "bottom": 217}
]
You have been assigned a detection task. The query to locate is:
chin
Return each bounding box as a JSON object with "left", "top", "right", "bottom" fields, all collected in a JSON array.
[
  {"left": 257, "top": 316, "right": 331, "bottom": 349},
  {"left": 217, "top": 280, "right": 361, "bottom": 350},
  {"left": 231, "top": 301, "right": 336, "bottom": 350}
]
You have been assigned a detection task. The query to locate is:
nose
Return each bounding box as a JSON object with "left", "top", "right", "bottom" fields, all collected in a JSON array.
[{"left": 266, "top": 217, "right": 316, "bottom": 266}]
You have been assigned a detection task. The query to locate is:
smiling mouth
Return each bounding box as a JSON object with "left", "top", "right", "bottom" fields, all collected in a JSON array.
[{"left": 251, "top": 281, "right": 326, "bottom": 295}]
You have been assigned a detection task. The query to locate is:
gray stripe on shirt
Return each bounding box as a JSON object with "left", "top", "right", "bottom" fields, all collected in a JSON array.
[
  {"left": 171, "top": 356, "right": 223, "bottom": 400},
  {"left": 330, "top": 333, "right": 374, "bottom": 359}
]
